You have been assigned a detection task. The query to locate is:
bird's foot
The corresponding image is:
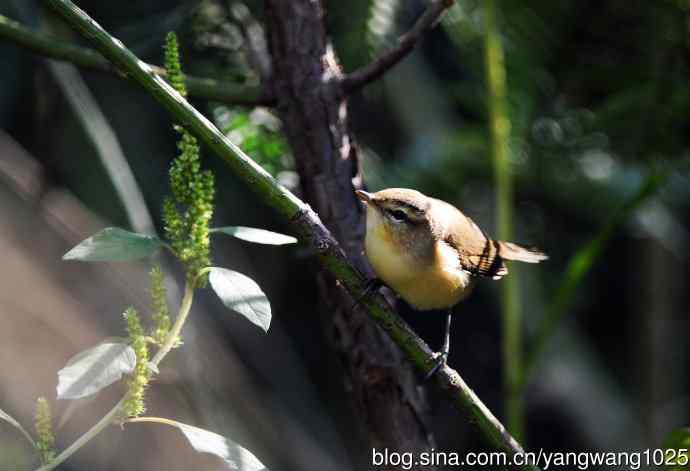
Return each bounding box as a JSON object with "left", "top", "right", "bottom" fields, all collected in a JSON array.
[
  {"left": 425, "top": 351, "right": 448, "bottom": 380},
  {"left": 351, "top": 277, "right": 384, "bottom": 309}
]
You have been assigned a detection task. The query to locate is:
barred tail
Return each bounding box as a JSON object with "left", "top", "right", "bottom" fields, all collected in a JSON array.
[
  {"left": 463, "top": 240, "right": 547, "bottom": 280},
  {"left": 496, "top": 241, "right": 548, "bottom": 264}
]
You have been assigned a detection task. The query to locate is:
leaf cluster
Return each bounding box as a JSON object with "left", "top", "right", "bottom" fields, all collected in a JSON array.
[
  {"left": 0, "top": 30, "right": 298, "bottom": 471},
  {"left": 214, "top": 106, "right": 289, "bottom": 177}
]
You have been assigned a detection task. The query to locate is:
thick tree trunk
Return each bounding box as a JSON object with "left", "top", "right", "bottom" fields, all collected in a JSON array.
[{"left": 264, "top": 1, "right": 435, "bottom": 468}]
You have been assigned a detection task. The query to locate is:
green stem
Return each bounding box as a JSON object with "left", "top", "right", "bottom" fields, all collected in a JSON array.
[
  {"left": 521, "top": 170, "right": 668, "bottom": 386},
  {"left": 36, "top": 397, "right": 125, "bottom": 471},
  {"left": 40, "top": 1, "right": 539, "bottom": 467},
  {"left": 0, "top": 14, "right": 269, "bottom": 106},
  {"left": 35, "top": 282, "right": 195, "bottom": 471},
  {"left": 43, "top": 0, "right": 302, "bottom": 220},
  {"left": 150, "top": 281, "right": 194, "bottom": 366},
  {"left": 483, "top": 0, "right": 524, "bottom": 441},
  {"left": 126, "top": 416, "right": 180, "bottom": 427}
]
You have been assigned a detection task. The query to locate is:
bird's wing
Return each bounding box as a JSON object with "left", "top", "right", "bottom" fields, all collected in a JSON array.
[{"left": 431, "top": 199, "right": 508, "bottom": 279}]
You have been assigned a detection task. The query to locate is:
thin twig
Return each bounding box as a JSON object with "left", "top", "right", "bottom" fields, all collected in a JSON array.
[
  {"left": 0, "top": 14, "right": 273, "bottom": 106},
  {"left": 41, "top": 1, "right": 539, "bottom": 467},
  {"left": 150, "top": 281, "right": 195, "bottom": 366},
  {"left": 0, "top": 408, "right": 36, "bottom": 449},
  {"left": 126, "top": 416, "right": 179, "bottom": 427},
  {"left": 341, "top": 0, "right": 455, "bottom": 93},
  {"left": 36, "top": 397, "right": 126, "bottom": 471},
  {"left": 36, "top": 282, "right": 196, "bottom": 471}
]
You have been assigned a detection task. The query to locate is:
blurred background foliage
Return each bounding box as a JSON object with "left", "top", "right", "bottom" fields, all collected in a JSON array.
[{"left": 0, "top": 0, "right": 689, "bottom": 469}]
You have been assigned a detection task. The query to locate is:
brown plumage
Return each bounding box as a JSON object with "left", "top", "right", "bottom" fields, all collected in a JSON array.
[
  {"left": 431, "top": 196, "right": 547, "bottom": 280},
  {"left": 357, "top": 188, "right": 547, "bottom": 310}
]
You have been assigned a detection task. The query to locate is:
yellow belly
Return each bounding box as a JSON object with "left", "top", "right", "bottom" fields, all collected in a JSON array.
[{"left": 364, "top": 225, "right": 472, "bottom": 310}]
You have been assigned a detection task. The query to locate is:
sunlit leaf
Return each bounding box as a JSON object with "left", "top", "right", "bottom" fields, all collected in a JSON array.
[
  {"left": 0, "top": 407, "right": 35, "bottom": 446},
  {"left": 178, "top": 422, "right": 268, "bottom": 470},
  {"left": 57, "top": 342, "right": 136, "bottom": 400},
  {"left": 211, "top": 226, "right": 297, "bottom": 245},
  {"left": 138, "top": 418, "right": 268, "bottom": 470},
  {"left": 63, "top": 228, "right": 163, "bottom": 262},
  {"left": 209, "top": 267, "right": 271, "bottom": 332}
]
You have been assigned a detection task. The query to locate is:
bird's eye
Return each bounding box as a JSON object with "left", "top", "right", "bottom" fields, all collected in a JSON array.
[{"left": 388, "top": 209, "right": 408, "bottom": 222}]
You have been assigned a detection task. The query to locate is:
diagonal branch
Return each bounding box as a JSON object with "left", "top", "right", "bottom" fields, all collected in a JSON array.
[
  {"left": 341, "top": 0, "right": 455, "bottom": 93},
  {"left": 0, "top": 14, "right": 273, "bottom": 106},
  {"left": 42, "top": 0, "right": 538, "bottom": 468}
]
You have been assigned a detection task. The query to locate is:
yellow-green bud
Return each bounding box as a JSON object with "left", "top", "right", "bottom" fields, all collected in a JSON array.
[
  {"left": 162, "top": 31, "right": 215, "bottom": 283},
  {"left": 123, "top": 308, "right": 150, "bottom": 418},
  {"left": 34, "top": 397, "right": 55, "bottom": 465}
]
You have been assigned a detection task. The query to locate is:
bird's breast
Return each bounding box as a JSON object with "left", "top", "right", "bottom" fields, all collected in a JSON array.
[{"left": 364, "top": 223, "right": 472, "bottom": 310}]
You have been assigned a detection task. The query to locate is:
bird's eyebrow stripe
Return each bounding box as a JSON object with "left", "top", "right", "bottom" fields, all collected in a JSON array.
[{"left": 388, "top": 200, "right": 424, "bottom": 212}]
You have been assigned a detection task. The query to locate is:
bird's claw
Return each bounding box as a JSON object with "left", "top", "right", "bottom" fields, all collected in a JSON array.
[{"left": 424, "top": 351, "right": 448, "bottom": 380}]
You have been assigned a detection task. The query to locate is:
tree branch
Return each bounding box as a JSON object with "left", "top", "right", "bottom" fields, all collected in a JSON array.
[
  {"left": 264, "top": 1, "right": 434, "bottom": 462},
  {"left": 42, "top": 0, "right": 538, "bottom": 467},
  {"left": 341, "top": 0, "right": 455, "bottom": 93},
  {"left": 0, "top": 14, "right": 273, "bottom": 106}
]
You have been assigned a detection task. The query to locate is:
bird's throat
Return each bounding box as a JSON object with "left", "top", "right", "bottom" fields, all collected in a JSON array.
[{"left": 363, "top": 209, "right": 472, "bottom": 310}]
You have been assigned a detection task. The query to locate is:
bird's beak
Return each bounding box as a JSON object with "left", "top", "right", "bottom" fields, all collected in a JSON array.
[{"left": 355, "top": 190, "right": 373, "bottom": 204}]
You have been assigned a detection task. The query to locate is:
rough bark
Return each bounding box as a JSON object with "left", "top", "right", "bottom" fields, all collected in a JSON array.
[
  {"left": 35, "top": 2, "right": 541, "bottom": 468},
  {"left": 264, "top": 1, "right": 435, "bottom": 468}
]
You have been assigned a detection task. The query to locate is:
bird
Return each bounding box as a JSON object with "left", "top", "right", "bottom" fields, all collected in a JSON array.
[{"left": 355, "top": 188, "right": 547, "bottom": 376}]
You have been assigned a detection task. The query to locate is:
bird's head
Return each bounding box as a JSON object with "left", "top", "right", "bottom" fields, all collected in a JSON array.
[{"left": 356, "top": 188, "right": 435, "bottom": 251}]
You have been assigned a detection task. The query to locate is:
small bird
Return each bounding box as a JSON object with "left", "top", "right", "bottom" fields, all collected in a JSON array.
[{"left": 356, "top": 188, "right": 547, "bottom": 376}]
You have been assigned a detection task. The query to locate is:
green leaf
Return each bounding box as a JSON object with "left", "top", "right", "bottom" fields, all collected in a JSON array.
[
  {"left": 664, "top": 428, "right": 690, "bottom": 470},
  {"left": 0, "top": 407, "right": 35, "bottom": 447},
  {"left": 63, "top": 228, "right": 163, "bottom": 262},
  {"left": 211, "top": 226, "right": 297, "bottom": 245},
  {"left": 178, "top": 422, "right": 268, "bottom": 470},
  {"left": 57, "top": 342, "right": 136, "bottom": 400},
  {"left": 209, "top": 267, "right": 271, "bottom": 332},
  {"left": 144, "top": 419, "right": 268, "bottom": 470},
  {"left": 228, "top": 113, "right": 250, "bottom": 131}
]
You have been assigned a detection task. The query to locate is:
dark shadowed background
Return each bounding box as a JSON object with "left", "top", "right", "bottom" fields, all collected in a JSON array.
[{"left": 0, "top": 0, "right": 688, "bottom": 469}]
